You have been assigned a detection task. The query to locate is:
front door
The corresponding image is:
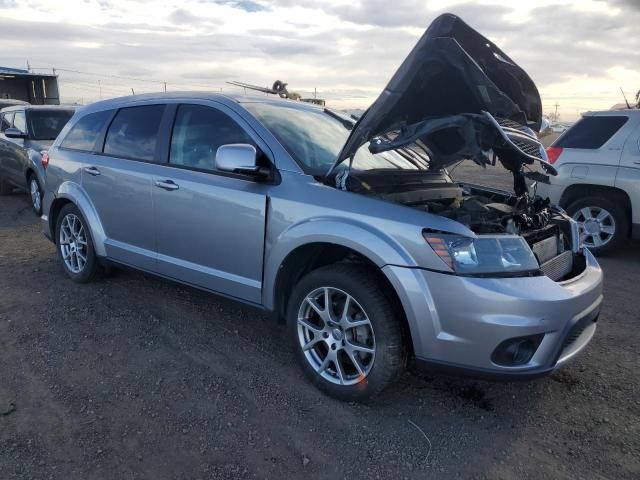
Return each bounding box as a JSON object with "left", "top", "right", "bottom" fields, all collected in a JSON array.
[
  {"left": 1, "top": 111, "right": 28, "bottom": 186},
  {"left": 152, "top": 103, "right": 270, "bottom": 304}
]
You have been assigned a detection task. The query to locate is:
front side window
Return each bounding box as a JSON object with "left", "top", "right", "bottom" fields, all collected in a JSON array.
[
  {"left": 104, "top": 105, "right": 165, "bottom": 162},
  {"left": 28, "top": 110, "right": 74, "bottom": 140},
  {"left": 0, "top": 113, "right": 13, "bottom": 132},
  {"left": 12, "top": 111, "right": 26, "bottom": 134},
  {"left": 61, "top": 110, "right": 112, "bottom": 152},
  {"left": 169, "top": 104, "right": 254, "bottom": 171}
]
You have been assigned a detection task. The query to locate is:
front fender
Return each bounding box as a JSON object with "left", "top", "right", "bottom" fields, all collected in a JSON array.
[
  {"left": 52, "top": 181, "right": 108, "bottom": 257},
  {"left": 262, "top": 217, "right": 417, "bottom": 310}
]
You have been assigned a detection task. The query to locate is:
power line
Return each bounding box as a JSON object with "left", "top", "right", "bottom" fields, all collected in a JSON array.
[{"left": 30, "top": 66, "right": 226, "bottom": 91}]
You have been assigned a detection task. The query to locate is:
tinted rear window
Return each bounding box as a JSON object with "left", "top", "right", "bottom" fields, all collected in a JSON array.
[
  {"left": 28, "top": 110, "right": 74, "bottom": 140},
  {"left": 556, "top": 116, "right": 628, "bottom": 149},
  {"left": 61, "top": 110, "right": 112, "bottom": 152},
  {"left": 103, "top": 105, "right": 165, "bottom": 162}
]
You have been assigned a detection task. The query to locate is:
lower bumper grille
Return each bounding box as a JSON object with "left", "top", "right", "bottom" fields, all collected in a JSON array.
[{"left": 540, "top": 250, "right": 573, "bottom": 281}]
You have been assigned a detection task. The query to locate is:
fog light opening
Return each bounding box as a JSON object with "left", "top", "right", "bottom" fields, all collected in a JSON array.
[{"left": 491, "top": 334, "right": 544, "bottom": 367}]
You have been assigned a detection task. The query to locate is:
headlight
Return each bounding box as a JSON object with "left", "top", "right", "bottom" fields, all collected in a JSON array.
[{"left": 423, "top": 232, "right": 540, "bottom": 275}]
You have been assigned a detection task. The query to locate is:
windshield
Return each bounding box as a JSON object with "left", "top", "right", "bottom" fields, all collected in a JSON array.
[
  {"left": 244, "top": 102, "right": 429, "bottom": 174},
  {"left": 27, "top": 110, "right": 74, "bottom": 140}
]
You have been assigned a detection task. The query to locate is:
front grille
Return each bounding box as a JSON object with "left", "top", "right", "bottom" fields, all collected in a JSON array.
[
  {"left": 562, "top": 322, "right": 588, "bottom": 350},
  {"left": 511, "top": 138, "right": 544, "bottom": 159},
  {"left": 562, "top": 308, "right": 600, "bottom": 350},
  {"left": 540, "top": 250, "right": 573, "bottom": 281},
  {"left": 497, "top": 117, "right": 528, "bottom": 132}
]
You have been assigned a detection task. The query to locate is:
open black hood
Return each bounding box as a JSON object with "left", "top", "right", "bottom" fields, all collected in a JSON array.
[{"left": 332, "top": 14, "right": 553, "bottom": 183}]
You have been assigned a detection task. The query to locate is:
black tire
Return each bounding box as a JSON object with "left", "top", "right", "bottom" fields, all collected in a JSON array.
[
  {"left": 0, "top": 178, "right": 13, "bottom": 195},
  {"left": 287, "top": 263, "right": 406, "bottom": 402},
  {"left": 55, "top": 203, "right": 101, "bottom": 283},
  {"left": 27, "top": 173, "right": 43, "bottom": 215},
  {"left": 566, "top": 196, "right": 629, "bottom": 255}
]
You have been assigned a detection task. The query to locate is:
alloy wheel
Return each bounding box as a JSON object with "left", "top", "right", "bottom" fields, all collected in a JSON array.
[
  {"left": 59, "top": 213, "right": 88, "bottom": 273},
  {"left": 30, "top": 178, "right": 41, "bottom": 212},
  {"left": 572, "top": 206, "right": 616, "bottom": 248},
  {"left": 297, "top": 286, "right": 376, "bottom": 386}
]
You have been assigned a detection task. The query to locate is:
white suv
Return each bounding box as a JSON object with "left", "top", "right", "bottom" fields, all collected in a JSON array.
[{"left": 537, "top": 110, "right": 640, "bottom": 254}]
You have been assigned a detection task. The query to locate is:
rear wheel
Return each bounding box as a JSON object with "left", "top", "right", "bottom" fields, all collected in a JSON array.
[
  {"left": 287, "top": 263, "right": 406, "bottom": 402},
  {"left": 28, "top": 174, "right": 43, "bottom": 215},
  {"left": 55, "top": 203, "right": 101, "bottom": 282},
  {"left": 567, "top": 196, "right": 629, "bottom": 255}
]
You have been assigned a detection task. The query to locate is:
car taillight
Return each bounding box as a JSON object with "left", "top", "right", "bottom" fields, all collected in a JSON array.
[
  {"left": 546, "top": 146, "right": 563, "bottom": 164},
  {"left": 41, "top": 151, "right": 49, "bottom": 169}
]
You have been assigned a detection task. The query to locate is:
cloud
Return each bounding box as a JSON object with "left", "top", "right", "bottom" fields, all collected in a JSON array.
[{"left": 0, "top": 0, "right": 637, "bottom": 118}]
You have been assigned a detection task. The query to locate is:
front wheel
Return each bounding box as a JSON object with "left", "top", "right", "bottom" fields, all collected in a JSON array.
[{"left": 287, "top": 264, "right": 406, "bottom": 402}]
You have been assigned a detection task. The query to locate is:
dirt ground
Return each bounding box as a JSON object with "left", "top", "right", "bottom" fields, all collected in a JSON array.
[{"left": 1, "top": 173, "right": 639, "bottom": 479}]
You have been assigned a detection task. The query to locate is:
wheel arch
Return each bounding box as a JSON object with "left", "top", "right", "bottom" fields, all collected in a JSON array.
[
  {"left": 48, "top": 181, "right": 108, "bottom": 256},
  {"left": 559, "top": 184, "right": 632, "bottom": 237},
  {"left": 267, "top": 241, "right": 414, "bottom": 355}
]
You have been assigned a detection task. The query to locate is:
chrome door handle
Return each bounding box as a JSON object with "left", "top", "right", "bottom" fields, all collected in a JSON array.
[
  {"left": 84, "top": 166, "right": 101, "bottom": 176},
  {"left": 154, "top": 179, "right": 179, "bottom": 191},
  {"left": 634, "top": 160, "right": 640, "bottom": 165}
]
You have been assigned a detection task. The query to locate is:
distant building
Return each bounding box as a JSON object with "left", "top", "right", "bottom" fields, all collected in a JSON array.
[{"left": 0, "top": 66, "right": 60, "bottom": 105}]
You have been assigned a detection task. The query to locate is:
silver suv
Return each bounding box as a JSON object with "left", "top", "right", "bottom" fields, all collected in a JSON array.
[
  {"left": 537, "top": 110, "right": 640, "bottom": 254},
  {"left": 41, "top": 15, "right": 603, "bottom": 401}
]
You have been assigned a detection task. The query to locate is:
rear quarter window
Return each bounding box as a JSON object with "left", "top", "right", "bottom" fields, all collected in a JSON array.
[
  {"left": 555, "top": 116, "right": 628, "bottom": 149},
  {"left": 61, "top": 110, "right": 113, "bottom": 152}
]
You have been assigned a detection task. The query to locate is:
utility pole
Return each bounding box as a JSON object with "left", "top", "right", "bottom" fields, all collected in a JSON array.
[
  {"left": 98, "top": 80, "right": 102, "bottom": 99},
  {"left": 163, "top": 81, "right": 167, "bottom": 92}
]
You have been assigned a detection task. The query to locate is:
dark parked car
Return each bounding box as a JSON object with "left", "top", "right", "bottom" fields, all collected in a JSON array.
[
  {"left": 0, "top": 99, "right": 29, "bottom": 109},
  {"left": 0, "top": 105, "right": 75, "bottom": 213}
]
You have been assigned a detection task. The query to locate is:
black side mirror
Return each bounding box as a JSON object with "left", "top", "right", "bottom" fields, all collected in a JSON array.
[{"left": 5, "top": 127, "right": 26, "bottom": 139}]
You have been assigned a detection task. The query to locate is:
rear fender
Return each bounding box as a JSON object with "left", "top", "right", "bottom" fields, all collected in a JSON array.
[{"left": 52, "top": 181, "right": 107, "bottom": 257}]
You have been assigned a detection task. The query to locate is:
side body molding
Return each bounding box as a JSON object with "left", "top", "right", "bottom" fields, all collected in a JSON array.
[
  {"left": 53, "top": 181, "right": 108, "bottom": 257},
  {"left": 262, "top": 217, "right": 418, "bottom": 311}
]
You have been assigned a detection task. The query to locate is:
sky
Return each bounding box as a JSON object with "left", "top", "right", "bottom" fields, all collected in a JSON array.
[{"left": 0, "top": 0, "right": 638, "bottom": 121}]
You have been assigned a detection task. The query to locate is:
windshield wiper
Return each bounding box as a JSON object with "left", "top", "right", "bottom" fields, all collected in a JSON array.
[{"left": 324, "top": 108, "right": 354, "bottom": 130}]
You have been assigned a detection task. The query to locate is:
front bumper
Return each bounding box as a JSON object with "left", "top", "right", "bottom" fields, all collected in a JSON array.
[{"left": 383, "top": 248, "right": 603, "bottom": 379}]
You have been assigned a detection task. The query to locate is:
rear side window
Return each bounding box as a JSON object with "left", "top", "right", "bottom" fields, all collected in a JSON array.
[
  {"left": 61, "top": 110, "right": 112, "bottom": 152},
  {"left": 104, "top": 105, "right": 165, "bottom": 162},
  {"left": 13, "top": 111, "right": 26, "bottom": 134},
  {"left": 169, "top": 104, "right": 254, "bottom": 171},
  {"left": 28, "top": 110, "right": 74, "bottom": 140},
  {"left": 556, "top": 116, "right": 628, "bottom": 149}
]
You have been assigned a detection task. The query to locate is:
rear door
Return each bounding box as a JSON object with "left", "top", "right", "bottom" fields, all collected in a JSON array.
[
  {"left": 152, "top": 102, "right": 271, "bottom": 304},
  {"left": 81, "top": 104, "right": 169, "bottom": 271}
]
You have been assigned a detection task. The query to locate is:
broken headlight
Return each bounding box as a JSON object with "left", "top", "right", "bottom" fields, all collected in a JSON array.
[{"left": 423, "top": 232, "right": 540, "bottom": 275}]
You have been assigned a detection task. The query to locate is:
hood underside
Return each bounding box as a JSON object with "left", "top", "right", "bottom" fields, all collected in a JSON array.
[{"left": 331, "top": 14, "right": 555, "bottom": 183}]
